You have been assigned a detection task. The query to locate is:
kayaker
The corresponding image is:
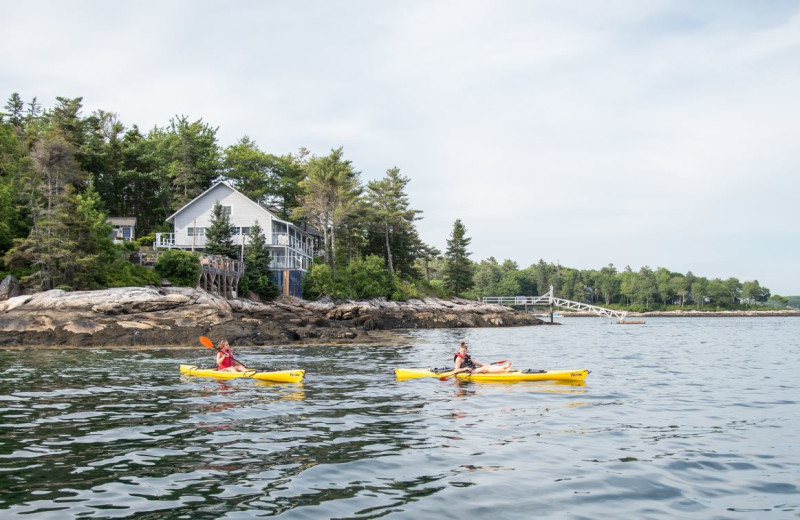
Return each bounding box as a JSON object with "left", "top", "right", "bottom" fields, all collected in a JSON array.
[
  {"left": 216, "top": 340, "right": 248, "bottom": 373},
  {"left": 453, "top": 341, "right": 513, "bottom": 374}
]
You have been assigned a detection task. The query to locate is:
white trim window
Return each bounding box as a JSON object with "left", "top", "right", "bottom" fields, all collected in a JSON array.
[{"left": 188, "top": 227, "right": 207, "bottom": 237}]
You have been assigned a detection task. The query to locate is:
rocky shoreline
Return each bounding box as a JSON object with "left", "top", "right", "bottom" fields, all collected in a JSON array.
[{"left": 0, "top": 286, "right": 546, "bottom": 348}]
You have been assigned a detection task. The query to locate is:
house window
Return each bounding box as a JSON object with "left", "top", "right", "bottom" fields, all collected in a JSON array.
[
  {"left": 221, "top": 206, "right": 232, "bottom": 217},
  {"left": 188, "top": 227, "right": 206, "bottom": 237}
]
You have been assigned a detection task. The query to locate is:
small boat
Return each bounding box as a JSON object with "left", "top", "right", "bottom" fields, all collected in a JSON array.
[
  {"left": 179, "top": 364, "right": 305, "bottom": 383},
  {"left": 394, "top": 367, "right": 589, "bottom": 382},
  {"left": 534, "top": 313, "right": 563, "bottom": 319}
]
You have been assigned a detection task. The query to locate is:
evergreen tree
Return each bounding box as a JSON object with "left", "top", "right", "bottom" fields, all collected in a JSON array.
[
  {"left": 240, "top": 221, "right": 278, "bottom": 300},
  {"left": 58, "top": 184, "right": 115, "bottom": 289},
  {"left": 416, "top": 243, "right": 441, "bottom": 283},
  {"left": 443, "top": 219, "right": 473, "bottom": 296},
  {"left": 5, "top": 184, "right": 113, "bottom": 290},
  {"left": 222, "top": 136, "right": 272, "bottom": 203},
  {"left": 158, "top": 116, "right": 221, "bottom": 209},
  {"left": 3, "top": 93, "right": 25, "bottom": 128},
  {"left": 293, "top": 147, "right": 361, "bottom": 275},
  {"left": 266, "top": 151, "right": 307, "bottom": 220},
  {"left": 364, "top": 167, "right": 421, "bottom": 276},
  {"left": 204, "top": 201, "right": 238, "bottom": 259}
]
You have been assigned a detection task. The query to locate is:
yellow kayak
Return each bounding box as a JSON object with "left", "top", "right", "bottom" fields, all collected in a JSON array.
[
  {"left": 180, "top": 364, "right": 305, "bottom": 383},
  {"left": 394, "top": 367, "right": 589, "bottom": 382}
]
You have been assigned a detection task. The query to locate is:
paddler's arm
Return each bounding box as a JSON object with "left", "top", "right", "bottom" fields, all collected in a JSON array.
[{"left": 453, "top": 357, "right": 470, "bottom": 374}]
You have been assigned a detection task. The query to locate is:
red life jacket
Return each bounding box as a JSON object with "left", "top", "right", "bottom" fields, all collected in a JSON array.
[{"left": 217, "top": 349, "right": 233, "bottom": 370}]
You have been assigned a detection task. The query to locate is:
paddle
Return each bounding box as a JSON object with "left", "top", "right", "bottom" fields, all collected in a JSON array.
[{"left": 199, "top": 336, "right": 249, "bottom": 370}]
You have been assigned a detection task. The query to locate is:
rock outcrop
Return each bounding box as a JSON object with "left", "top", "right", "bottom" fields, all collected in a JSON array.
[{"left": 0, "top": 287, "right": 545, "bottom": 347}]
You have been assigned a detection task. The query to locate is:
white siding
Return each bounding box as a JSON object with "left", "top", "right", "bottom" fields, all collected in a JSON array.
[
  {"left": 172, "top": 184, "right": 272, "bottom": 247},
  {"left": 158, "top": 181, "right": 319, "bottom": 272}
]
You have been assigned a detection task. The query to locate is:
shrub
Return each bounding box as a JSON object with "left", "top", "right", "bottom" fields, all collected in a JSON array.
[
  {"left": 135, "top": 232, "right": 156, "bottom": 247},
  {"left": 341, "top": 255, "right": 391, "bottom": 299},
  {"left": 106, "top": 260, "right": 162, "bottom": 287},
  {"left": 302, "top": 263, "right": 337, "bottom": 300},
  {"left": 154, "top": 250, "right": 201, "bottom": 287},
  {"left": 119, "top": 241, "right": 139, "bottom": 253},
  {"left": 303, "top": 255, "right": 393, "bottom": 300},
  {"left": 390, "top": 278, "right": 420, "bottom": 301}
]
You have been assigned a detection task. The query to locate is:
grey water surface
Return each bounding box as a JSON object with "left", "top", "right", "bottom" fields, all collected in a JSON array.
[{"left": 1, "top": 317, "right": 798, "bottom": 519}]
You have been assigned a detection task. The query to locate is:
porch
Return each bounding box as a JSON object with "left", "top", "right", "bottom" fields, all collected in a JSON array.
[{"left": 154, "top": 232, "right": 314, "bottom": 271}]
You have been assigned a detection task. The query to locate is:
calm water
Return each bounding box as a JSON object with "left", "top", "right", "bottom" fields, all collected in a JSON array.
[{"left": 1, "top": 317, "right": 799, "bottom": 519}]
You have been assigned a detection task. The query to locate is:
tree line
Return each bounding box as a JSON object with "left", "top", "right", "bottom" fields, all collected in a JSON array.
[{"left": 0, "top": 93, "right": 787, "bottom": 308}]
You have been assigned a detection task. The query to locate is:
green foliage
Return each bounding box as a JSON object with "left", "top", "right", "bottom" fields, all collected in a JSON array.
[
  {"left": 223, "top": 136, "right": 272, "bottom": 203},
  {"left": 105, "top": 260, "right": 161, "bottom": 287},
  {"left": 390, "top": 278, "right": 420, "bottom": 301},
  {"left": 422, "top": 278, "right": 450, "bottom": 299},
  {"left": 161, "top": 116, "right": 221, "bottom": 209},
  {"left": 443, "top": 219, "right": 473, "bottom": 296},
  {"left": 2, "top": 93, "right": 782, "bottom": 306},
  {"left": 240, "top": 222, "right": 278, "bottom": 300},
  {"left": 154, "top": 249, "right": 201, "bottom": 287},
  {"left": 4, "top": 183, "right": 113, "bottom": 290},
  {"left": 204, "top": 201, "right": 238, "bottom": 259},
  {"left": 293, "top": 147, "right": 361, "bottom": 274},
  {"left": 302, "top": 255, "right": 392, "bottom": 300},
  {"left": 0, "top": 183, "right": 22, "bottom": 261},
  {"left": 364, "top": 167, "right": 421, "bottom": 276},
  {"left": 302, "top": 262, "right": 337, "bottom": 300},
  {"left": 339, "top": 255, "right": 391, "bottom": 299},
  {"left": 62, "top": 185, "right": 116, "bottom": 289},
  {"left": 118, "top": 240, "right": 139, "bottom": 252},
  {"left": 135, "top": 232, "right": 156, "bottom": 247}
]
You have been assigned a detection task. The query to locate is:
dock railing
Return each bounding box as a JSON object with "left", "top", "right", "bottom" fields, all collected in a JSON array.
[{"left": 482, "top": 286, "right": 628, "bottom": 323}]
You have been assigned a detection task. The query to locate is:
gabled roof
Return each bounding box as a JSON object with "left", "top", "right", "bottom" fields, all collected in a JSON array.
[
  {"left": 165, "top": 181, "right": 273, "bottom": 224},
  {"left": 165, "top": 181, "right": 322, "bottom": 237},
  {"left": 107, "top": 217, "right": 136, "bottom": 226}
]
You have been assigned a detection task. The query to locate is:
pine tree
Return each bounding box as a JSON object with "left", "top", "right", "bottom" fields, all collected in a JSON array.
[
  {"left": 443, "top": 219, "right": 474, "bottom": 296},
  {"left": 293, "top": 147, "right": 361, "bottom": 276},
  {"left": 204, "top": 201, "right": 238, "bottom": 259},
  {"left": 240, "top": 222, "right": 278, "bottom": 300},
  {"left": 365, "top": 167, "right": 421, "bottom": 276},
  {"left": 4, "top": 184, "right": 113, "bottom": 290}
]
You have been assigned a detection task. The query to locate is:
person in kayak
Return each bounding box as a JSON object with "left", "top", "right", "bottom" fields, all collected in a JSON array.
[
  {"left": 453, "top": 341, "right": 513, "bottom": 374},
  {"left": 216, "top": 340, "right": 248, "bottom": 373}
]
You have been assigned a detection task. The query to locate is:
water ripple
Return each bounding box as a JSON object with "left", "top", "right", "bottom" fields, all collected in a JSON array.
[{"left": 0, "top": 317, "right": 798, "bottom": 518}]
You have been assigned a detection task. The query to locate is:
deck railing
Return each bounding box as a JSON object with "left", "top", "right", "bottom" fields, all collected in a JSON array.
[
  {"left": 483, "top": 286, "right": 628, "bottom": 323},
  {"left": 155, "top": 232, "right": 315, "bottom": 259}
]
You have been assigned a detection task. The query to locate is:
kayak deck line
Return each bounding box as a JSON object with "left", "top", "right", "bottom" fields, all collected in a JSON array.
[
  {"left": 179, "top": 364, "right": 305, "bottom": 383},
  {"left": 394, "top": 367, "right": 589, "bottom": 382}
]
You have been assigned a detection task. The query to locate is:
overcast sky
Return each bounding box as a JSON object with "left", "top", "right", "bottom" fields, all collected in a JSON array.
[{"left": 3, "top": 1, "right": 799, "bottom": 294}]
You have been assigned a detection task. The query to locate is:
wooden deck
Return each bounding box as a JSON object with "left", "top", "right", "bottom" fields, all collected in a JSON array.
[{"left": 200, "top": 255, "right": 243, "bottom": 299}]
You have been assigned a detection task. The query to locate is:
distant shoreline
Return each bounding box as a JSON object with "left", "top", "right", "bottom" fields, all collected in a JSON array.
[{"left": 559, "top": 309, "right": 800, "bottom": 318}]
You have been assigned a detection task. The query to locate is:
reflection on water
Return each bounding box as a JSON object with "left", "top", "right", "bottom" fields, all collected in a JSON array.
[{"left": 1, "top": 318, "right": 799, "bottom": 518}]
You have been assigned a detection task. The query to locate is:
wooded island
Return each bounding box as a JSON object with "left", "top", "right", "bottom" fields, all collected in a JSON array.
[{"left": 0, "top": 94, "right": 791, "bottom": 312}]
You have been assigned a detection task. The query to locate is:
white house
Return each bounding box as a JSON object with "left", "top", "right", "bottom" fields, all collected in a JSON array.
[
  {"left": 154, "top": 182, "right": 321, "bottom": 296},
  {"left": 107, "top": 217, "right": 136, "bottom": 242}
]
